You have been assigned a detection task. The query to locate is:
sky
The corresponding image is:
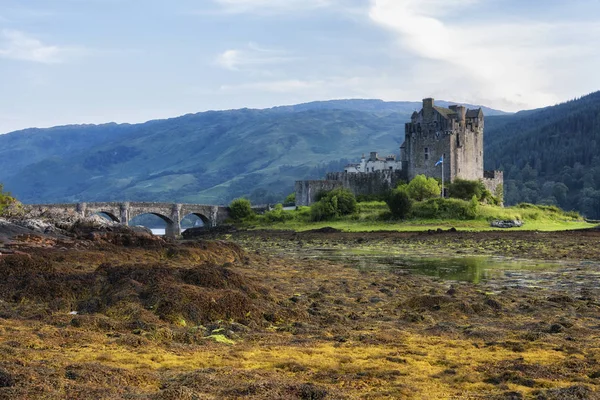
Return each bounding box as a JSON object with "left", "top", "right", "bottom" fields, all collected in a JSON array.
[{"left": 1, "top": 0, "right": 600, "bottom": 133}]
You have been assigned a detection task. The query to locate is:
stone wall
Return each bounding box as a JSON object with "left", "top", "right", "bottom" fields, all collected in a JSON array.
[
  {"left": 483, "top": 170, "right": 504, "bottom": 202},
  {"left": 295, "top": 170, "right": 406, "bottom": 206},
  {"left": 295, "top": 180, "right": 344, "bottom": 207}
]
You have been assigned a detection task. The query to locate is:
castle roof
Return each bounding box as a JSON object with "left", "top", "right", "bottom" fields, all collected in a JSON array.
[
  {"left": 466, "top": 108, "right": 483, "bottom": 118},
  {"left": 433, "top": 106, "right": 455, "bottom": 119}
]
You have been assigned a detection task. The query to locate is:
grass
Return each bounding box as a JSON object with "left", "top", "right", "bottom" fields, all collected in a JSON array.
[{"left": 248, "top": 201, "right": 595, "bottom": 232}]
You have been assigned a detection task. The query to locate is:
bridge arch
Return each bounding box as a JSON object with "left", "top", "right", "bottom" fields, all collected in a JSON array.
[
  {"left": 128, "top": 210, "right": 179, "bottom": 238},
  {"left": 181, "top": 212, "right": 210, "bottom": 227},
  {"left": 27, "top": 202, "right": 230, "bottom": 239},
  {"left": 93, "top": 211, "right": 120, "bottom": 223}
]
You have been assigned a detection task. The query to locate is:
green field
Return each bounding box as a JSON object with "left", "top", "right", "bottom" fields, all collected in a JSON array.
[{"left": 247, "top": 201, "right": 595, "bottom": 232}]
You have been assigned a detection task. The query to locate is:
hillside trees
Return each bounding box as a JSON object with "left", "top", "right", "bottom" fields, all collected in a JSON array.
[{"left": 485, "top": 91, "right": 600, "bottom": 218}]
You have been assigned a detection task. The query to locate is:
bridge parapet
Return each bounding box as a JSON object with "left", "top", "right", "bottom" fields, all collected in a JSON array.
[{"left": 27, "top": 202, "right": 230, "bottom": 238}]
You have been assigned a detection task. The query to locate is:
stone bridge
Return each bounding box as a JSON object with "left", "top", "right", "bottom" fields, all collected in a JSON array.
[{"left": 28, "top": 202, "right": 230, "bottom": 239}]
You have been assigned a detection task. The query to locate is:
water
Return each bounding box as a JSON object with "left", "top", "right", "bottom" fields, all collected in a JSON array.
[
  {"left": 298, "top": 248, "right": 600, "bottom": 290},
  {"left": 150, "top": 228, "right": 189, "bottom": 236}
]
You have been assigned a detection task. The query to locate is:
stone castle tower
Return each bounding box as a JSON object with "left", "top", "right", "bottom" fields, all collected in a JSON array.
[
  {"left": 401, "top": 98, "right": 484, "bottom": 184},
  {"left": 295, "top": 97, "right": 503, "bottom": 206}
]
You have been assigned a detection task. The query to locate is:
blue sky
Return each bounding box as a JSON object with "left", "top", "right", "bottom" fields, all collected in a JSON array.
[{"left": 1, "top": 0, "right": 599, "bottom": 133}]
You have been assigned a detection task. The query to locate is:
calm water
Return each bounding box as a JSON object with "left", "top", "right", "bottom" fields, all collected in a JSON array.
[{"left": 303, "top": 248, "right": 600, "bottom": 289}]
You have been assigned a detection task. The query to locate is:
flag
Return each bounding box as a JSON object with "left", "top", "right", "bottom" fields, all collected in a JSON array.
[{"left": 435, "top": 155, "right": 443, "bottom": 166}]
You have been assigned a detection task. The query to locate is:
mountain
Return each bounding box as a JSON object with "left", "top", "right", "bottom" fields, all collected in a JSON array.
[
  {"left": 271, "top": 99, "right": 509, "bottom": 117},
  {"left": 3, "top": 94, "right": 599, "bottom": 218},
  {"left": 485, "top": 91, "right": 600, "bottom": 218},
  {"left": 1, "top": 107, "right": 411, "bottom": 205}
]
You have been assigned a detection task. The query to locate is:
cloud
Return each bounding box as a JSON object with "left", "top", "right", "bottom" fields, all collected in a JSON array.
[
  {"left": 0, "top": 29, "right": 76, "bottom": 64},
  {"left": 215, "top": 43, "right": 297, "bottom": 71},
  {"left": 213, "top": 0, "right": 332, "bottom": 13},
  {"left": 368, "top": 0, "right": 600, "bottom": 110},
  {"left": 220, "top": 79, "right": 321, "bottom": 92}
]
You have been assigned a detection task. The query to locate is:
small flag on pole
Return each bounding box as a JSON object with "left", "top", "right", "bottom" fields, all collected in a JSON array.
[{"left": 435, "top": 155, "right": 443, "bottom": 166}]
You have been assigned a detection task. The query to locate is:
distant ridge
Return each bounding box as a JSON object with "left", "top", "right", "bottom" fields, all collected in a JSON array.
[{"left": 269, "top": 98, "right": 510, "bottom": 116}]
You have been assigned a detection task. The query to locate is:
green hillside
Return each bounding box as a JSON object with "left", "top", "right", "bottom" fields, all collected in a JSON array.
[
  {"left": 3, "top": 94, "right": 600, "bottom": 219},
  {"left": 3, "top": 108, "right": 409, "bottom": 204},
  {"left": 485, "top": 91, "right": 600, "bottom": 218}
]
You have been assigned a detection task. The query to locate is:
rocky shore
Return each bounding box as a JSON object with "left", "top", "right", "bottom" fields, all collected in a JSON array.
[{"left": 1, "top": 217, "right": 600, "bottom": 399}]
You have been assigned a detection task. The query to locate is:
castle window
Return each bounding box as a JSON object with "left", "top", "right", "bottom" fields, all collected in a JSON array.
[
  {"left": 457, "top": 135, "right": 461, "bottom": 147},
  {"left": 424, "top": 147, "right": 429, "bottom": 160}
]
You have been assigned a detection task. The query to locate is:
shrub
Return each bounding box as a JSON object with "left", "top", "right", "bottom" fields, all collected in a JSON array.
[
  {"left": 407, "top": 175, "right": 441, "bottom": 201},
  {"left": 412, "top": 198, "right": 478, "bottom": 220},
  {"left": 356, "top": 192, "right": 390, "bottom": 202},
  {"left": 228, "top": 198, "right": 254, "bottom": 221},
  {"left": 448, "top": 179, "right": 486, "bottom": 201},
  {"left": 0, "top": 184, "right": 18, "bottom": 216},
  {"left": 310, "top": 198, "right": 338, "bottom": 221},
  {"left": 263, "top": 204, "right": 294, "bottom": 222},
  {"left": 328, "top": 188, "right": 357, "bottom": 215},
  {"left": 386, "top": 187, "right": 412, "bottom": 219},
  {"left": 310, "top": 188, "right": 357, "bottom": 221},
  {"left": 283, "top": 192, "right": 296, "bottom": 205}
]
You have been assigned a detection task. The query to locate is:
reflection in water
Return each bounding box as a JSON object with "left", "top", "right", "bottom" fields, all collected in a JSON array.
[{"left": 314, "top": 250, "right": 562, "bottom": 284}]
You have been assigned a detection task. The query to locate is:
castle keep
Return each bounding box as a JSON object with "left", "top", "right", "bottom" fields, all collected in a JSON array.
[{"left": 295, "top": 98, "right": 503, "bottom": 206}]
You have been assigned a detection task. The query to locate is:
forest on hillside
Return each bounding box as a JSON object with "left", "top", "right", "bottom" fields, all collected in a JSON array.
[{"left": 485, "top": 91, "right": 600, "bottom": 219}]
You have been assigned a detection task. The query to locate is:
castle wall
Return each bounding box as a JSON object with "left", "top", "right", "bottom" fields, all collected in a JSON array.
[
  {"left": 452, "top": 120, "right": 483, "bottom": 181},
  {"left": 326, "top": 170, "right": 405, "bottom": 197},
  {"left": 483, "top": 170, "right": 504, "bottom": 203},
  {"left": 295, "top": 180, "right": 344, "bottom": 206},
  {"left": 295, "top": 170, "right": 406, "bottom": 206},
  {"left": 405, "top": 126, "right": 452, "bottom": 182}
]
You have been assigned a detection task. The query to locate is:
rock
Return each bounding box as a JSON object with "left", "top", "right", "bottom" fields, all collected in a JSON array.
[{"left": 491, "top": 220, "right": 523, "bottom": 228}]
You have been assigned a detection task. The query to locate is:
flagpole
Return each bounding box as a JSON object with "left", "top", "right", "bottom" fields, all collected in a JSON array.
[{"left": 441, "top": 157, "right": 444, "bottom": 198}]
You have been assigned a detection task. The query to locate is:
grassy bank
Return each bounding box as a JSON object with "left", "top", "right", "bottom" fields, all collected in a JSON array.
[{"left": 246, "top": 201, "right": 594, "bottom": 232}]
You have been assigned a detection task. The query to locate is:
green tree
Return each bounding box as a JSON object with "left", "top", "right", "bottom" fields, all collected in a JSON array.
[
  {"left": 283, "top": 192, "right": 296, "bottom": 205},
  {"left": 309, "top": 188, "right": 357, "bottom": 221},
  {"left": 228, "top": 198, "right": 254, "bottom": 221},
  {"left": 448, "top": 179, "right": 486, "bottom": 201},
  {"left": 327, "top": 188, "right": 357, "bottom": 215},
  {"left": 0, "top": 184, "right": 17, "bottom": 216},
  {"left": 385, "top": 187, "right": 412, "bottom": 219},
  {"left": 407, "top": 175, "right": 441, "bottom": 201}
]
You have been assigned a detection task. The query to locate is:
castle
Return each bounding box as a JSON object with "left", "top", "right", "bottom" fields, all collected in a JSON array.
[{"left": 295, "top": 98, "right": 503, "bottom": 206}]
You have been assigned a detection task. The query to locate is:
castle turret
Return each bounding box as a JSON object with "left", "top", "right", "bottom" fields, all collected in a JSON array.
[
  {"left": 456, "top": 105, "right": 466, "bottom": 122},
  {"left": 423, "top": 98, "right": 434, "bottom": 121}
]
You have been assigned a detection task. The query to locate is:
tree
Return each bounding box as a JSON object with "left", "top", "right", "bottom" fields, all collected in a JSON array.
[
  {"left": 327, "top": 188, "right": 357, "bottom": 215},
  {"left": 310, "top": 188, "right": 357, "bottom": 221},
  {"left": 229, "top": 198, "right": 254, "bottom": 221},
  {"left": 0, "top": 184, "right": 18, "bottom": 216},
  {"left": 283, "top": 192, "right": 296, "bottom": 205},
  {"left": 407, "top": 175, "right": 441, "bottom": 201},
  {"left": 448, "top": 179, "right": 486, "bottom": 201},
  {"left": 386, "top": 187, "right": 412, "bottom": 219}
]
